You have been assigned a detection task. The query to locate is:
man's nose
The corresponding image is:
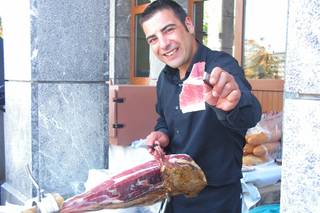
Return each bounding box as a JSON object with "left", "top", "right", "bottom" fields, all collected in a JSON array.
[{"left": 158, "top": 35, "right": 170, "bottom": 49}]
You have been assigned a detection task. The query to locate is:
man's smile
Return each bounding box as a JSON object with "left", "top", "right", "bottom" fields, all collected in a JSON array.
[{"left": 163, "top": 47, "right": 178, "bottom": 57}]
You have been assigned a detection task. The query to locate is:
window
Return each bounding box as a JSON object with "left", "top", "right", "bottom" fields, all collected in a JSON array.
[
  {"left": 131, "top": 0, "right": 287, "bottom": 84},
  {"left": 242, "top": 0, "right": 288, "bottom": 79},
  {"left": 190, "top": 0, "right": 287, "bottom": 81},
  {"left": 190, "top": 0, "right": 285, "bottom": 112},
  {"left": 130, "top": 1, "right": 150, "bottom": 84},
  {"left": 189, "top": 0, "right": 236, "bottom": 57},
  {"left": 188, "top": 0, "right": 205, "bottom": 42},
  {"left": 235, "top": 0, "right": 285, "bottom": 113},
  {"left": 136, "top": 0, "right": 149, "bottom": 4}
]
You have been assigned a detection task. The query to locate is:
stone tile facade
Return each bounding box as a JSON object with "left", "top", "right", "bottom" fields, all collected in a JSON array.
[
  {"left": 1, "top": 0, "right": 109, "bottom": 202},
  {"left": 281, "top": 0, "right": 320, "bottom": 212}
]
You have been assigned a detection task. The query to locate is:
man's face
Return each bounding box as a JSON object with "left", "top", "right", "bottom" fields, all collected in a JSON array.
[{"left": 142, "top": 9, "right": 196, "bottom": 72}]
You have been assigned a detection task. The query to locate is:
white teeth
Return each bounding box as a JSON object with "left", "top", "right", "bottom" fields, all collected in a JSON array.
[{"left": 165, "top": 49, "right": 176, "bottom": 56}]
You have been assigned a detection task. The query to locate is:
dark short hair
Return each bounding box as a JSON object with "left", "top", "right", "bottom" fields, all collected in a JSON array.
[{"left": 139, "top": 0, "right": 187, "bottom": 27}]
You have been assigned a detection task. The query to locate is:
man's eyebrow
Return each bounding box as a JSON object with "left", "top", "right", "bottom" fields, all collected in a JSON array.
[
  {"left": 146, "top": 34, "right": 156, "bottom": 42},
  {"left": 145, "top": 24, "right": 176, "bottom": 41},
  {"left": 160, "top": 24, "right": 176, "bottom": 32}
]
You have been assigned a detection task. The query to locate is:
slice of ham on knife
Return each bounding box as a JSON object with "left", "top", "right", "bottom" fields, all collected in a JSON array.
[{"left": 179, "top": 62, "right": 207, "bottom": 113}]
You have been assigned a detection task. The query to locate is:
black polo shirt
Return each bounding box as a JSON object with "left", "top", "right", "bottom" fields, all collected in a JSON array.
[{"left": 154, "top": 43, "right": 261, "bottom": 186}]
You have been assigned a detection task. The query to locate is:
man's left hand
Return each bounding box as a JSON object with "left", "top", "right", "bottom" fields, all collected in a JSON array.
[{"left": 203, "top": 67, "right": 241, "bottom": 112}]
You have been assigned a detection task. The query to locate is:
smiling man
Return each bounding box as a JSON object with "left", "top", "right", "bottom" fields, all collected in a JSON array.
[
  {"left": 141, "top": 1, "right": 262, "bottom": 212},
  {"left": 143, "top": 6, "right": 197, "bottom": 80}
]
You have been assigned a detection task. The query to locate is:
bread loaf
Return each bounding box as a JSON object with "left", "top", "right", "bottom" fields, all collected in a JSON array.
[
  {"left": 252, "top": 141, "right": 280, "bottom": 157},
  {"left": 243, "top": 154, "right": 268, "bottom": 166},
  {"left": 243, "top": 143, "right": 255, "bottom": 155},
  {"left": 245, "top": 112, "right": 283, "bottom": 145},
  {"left": 245, "top": 132, "right": 270, "bottom": 145}
]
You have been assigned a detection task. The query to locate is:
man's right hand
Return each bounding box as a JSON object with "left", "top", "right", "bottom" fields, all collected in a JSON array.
[{"left": 146, "top": 131, "right": 169, "bottom": 155}]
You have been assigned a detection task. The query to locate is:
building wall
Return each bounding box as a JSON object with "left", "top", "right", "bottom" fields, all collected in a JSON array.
[
  {"left": 109, "top": 0, "right": 131, "bottom": 85},
  {"left": 1, "top": 0, "right": 109, "bottom": 203},
  {"left": 0, "top": 20, "right": 5, "bottom": 192},
  {"left": 281, "top": 0, "right": 320, "bottom": 212},
  {"left": 1, "top": 0, "right": 319, "bottom": 211}
]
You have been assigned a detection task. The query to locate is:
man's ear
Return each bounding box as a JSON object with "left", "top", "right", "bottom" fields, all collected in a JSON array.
[{"left": 184, "top": 16, "right": 195, "bottom": 34}]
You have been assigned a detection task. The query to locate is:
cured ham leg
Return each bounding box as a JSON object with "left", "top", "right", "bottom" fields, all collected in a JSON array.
[{"left": 60, "top": 154, "right": 207, "bottom": 213}]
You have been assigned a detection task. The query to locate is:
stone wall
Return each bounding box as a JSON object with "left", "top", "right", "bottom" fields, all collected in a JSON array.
[
  {"left": 1, "top": 0, "right": 109, "bottom": 202},
  {"left": 109, "top": 0, "right": 131, "bottom": 85},
  {"left": 281, "top": 0, "right": 320, "bottom": 212}
]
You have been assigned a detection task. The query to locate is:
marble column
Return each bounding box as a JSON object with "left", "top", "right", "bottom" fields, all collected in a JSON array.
[
  {"left": 281, "top": 0, "right": 320, "bottom": 212},
  {"left": 0, "top": 0, "right": 109, "bottom": 203},
  {"left": 109, "top": 0, "right": 131, "bottom": 85},
  {"left": 221, "top": 0, "right": 235, "bottom": 55}
]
